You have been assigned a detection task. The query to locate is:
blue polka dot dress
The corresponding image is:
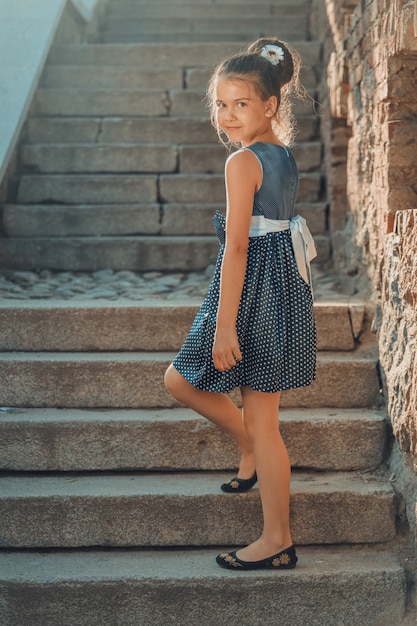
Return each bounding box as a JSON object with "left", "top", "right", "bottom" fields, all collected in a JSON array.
[{"left": 172, "top": 142, "right": 317, "bottom": 393}]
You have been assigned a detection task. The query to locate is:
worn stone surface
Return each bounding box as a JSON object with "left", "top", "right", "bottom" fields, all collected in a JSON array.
[
  {"left": 21, "top": 144, "right": 178, "bottom": 174},
  {"left": 26, "top": 117, "right": 216, "bottom": 145},
  {"left": 18, "top": 174, "right": 158, "bottom": 204},
  {"left": 0, "top": 407, "right": 387, "bottom": 472},
  {"left": 47, "top": 41, "right": 322, "bottom": 67},
  {"left": 0, "top": 472, "right": 396, "bottom": 547},
  {"left": 0, "top": 298, "right": 358, "bottom": 351},
  {"left": 32, "top": 88, "right": 170, "bottom": 116},
  {"left": 42, "top": 65, "right": 184, "bottom": 89},
  {"left": 0, "top": 350, "right": 381, "bottom": 409},
  {"left": 0, "top": 236, "right": 220, "bottom": 271},
  {"left": 102, "top": 16, "right": 307, "bottom": 38},
  {"left": 0, "top": 548, "right": 406, "bottom": 626},
  {"left": 3, "top": 204, "right": 161, "bottom": 237}
]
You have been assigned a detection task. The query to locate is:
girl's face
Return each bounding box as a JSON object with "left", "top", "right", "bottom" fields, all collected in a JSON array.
[{"left": 214, "top": 76, "right": 277, "bottom": 147}]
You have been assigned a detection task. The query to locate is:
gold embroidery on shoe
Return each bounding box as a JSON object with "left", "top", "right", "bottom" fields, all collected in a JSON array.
[
  {"left": 272, "top": 552, "right": 291, "bottom": 567},
  {"left": 230, "top": 480, "right": 239, "bottom": 489},
  {"left": 223, "top": 553, "right": 242, "bottom": 567}
]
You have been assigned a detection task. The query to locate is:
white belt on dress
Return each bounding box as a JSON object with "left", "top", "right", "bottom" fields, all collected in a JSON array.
[{"left": 249, "top": 214, "right": 317, "bottom": 292}]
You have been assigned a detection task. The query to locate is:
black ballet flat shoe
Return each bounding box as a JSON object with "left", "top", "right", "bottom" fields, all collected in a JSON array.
[
  {"left": 216, "top": 545, "right": 298, "bottom": 571},
  {"left": 220, "top": 472, "right": 257, "bottom": 493}
]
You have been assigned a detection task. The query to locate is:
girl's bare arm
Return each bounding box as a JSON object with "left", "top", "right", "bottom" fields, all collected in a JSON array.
[{"left": 212, "top": 149, "right": 261, "bottom": 371}]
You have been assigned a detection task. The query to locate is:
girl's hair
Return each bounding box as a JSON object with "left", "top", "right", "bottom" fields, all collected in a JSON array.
[{"left": 207, "top": 37, "right": 305, "bottom": 147}]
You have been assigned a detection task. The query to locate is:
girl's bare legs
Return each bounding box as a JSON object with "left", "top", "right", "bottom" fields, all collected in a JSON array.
[
  {"left": 236, "top": 387, "right": 293, "bottom": 561},
  {"left": 164, "top": 365, "right": 255, "bottom": 478}
]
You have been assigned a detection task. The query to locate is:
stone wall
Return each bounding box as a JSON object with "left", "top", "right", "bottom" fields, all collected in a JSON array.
[{"left": 313, "top": 0, "right": 417, "bottom": 537}]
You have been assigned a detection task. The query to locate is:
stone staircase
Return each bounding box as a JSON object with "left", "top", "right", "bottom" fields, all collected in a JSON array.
[
  {"left": 0, "top": 0, "right": 409, "bottom": 624},
  {"left": 0, "top": 0, "right": 327, "bottom": 272},
  {"left": 0, "top": 299, "right": 407, "bottom": 624}
]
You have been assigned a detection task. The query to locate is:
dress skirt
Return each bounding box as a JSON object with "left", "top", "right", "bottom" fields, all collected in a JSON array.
[{"left": 172, "top": 216, "right": 317, "bottom": 394}]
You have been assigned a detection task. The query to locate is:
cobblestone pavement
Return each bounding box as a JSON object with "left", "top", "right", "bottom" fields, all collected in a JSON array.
[{"left": 0, "top": 265, "right": 347, "bottom": 302}]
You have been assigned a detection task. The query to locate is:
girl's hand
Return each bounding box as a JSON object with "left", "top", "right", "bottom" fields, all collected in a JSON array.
[{"left": 212, "top": 326, "right": 243, "bottom": 372}]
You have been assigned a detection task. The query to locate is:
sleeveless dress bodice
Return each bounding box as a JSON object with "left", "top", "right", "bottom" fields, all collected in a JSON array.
[{"left": 244, "top": 142, "right": 299, "bottom": 220}]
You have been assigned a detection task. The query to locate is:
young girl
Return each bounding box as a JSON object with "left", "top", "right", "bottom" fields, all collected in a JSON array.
[{"left": 165, "top": 37, "right": 317, "bottom": 571}]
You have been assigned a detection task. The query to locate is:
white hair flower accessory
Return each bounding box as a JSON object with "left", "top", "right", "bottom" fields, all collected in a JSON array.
[{"left": 260, "top": 44, "right": 285, "bottom": 65}]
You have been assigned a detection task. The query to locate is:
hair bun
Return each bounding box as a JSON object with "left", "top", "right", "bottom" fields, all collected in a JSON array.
[{"left": 247, "top": 37, "right": 294, "bottom": 88}]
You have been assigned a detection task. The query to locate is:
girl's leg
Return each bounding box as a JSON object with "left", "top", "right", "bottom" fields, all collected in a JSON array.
[
  {"left": 236, "top": 387, "right": 293, "bottom": 561},
  {"left": 164, "top": 365, "right": 255, "bottom": 478}
]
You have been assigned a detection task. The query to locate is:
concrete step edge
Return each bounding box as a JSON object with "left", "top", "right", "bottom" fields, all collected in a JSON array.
[
  {"left": 0, "top": 406, "right": 387, "bottom": 472},
  {"left": 0, "top": 350, "right": 376, "bottom": 362},
  {"left": 0, "top": 548, "right": 406, "bottom": 626},
  {"left": 0, "top": 545, "right": 403, "bottom": 579},
  {"left": 47, "top": 41, "right": 322, "bottom": 68},
  {"left": 0, "top": 470, "right": 393, "bottom": 495},
  {"left": 0, "top": 471, "right": 397, "bottom": 547},
  {"left": 0, "top": 348, "right": 381, "bottom": 409},
  {"left": 0, "top": 237, "right": 330, "bottom": 272},
  {"left": 0, "top": 299, "right": 369, "bottom": 352}
]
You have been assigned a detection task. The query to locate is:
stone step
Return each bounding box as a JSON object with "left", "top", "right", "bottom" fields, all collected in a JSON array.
[
  {"left": 109, "top": 0, "right": 312, "bottom": 5},
  {"left": 41, "top": 65, "right": 317, "bottom": 89},
  {"left": 31, "top": 88, "right": 170, "bottom": 117},
  {"left": 17, "top": 172, "right": 321, "bottom": 204},
  {"left": 106, "top": 3, "right": 310, "bottom": 19},
  {"left": 103, "top": 15, "right": 308, "bottom": 32},
  {"left": 0, "top": 547, "right": 405, "bottom": 626},
  {"left": 0, "top": 233, "right": 326, "bottom": 269},
  {"left": 17, "top": 174, "right": 158, "bottom": 204},
  {"left": 26, "top": 115, "right": 320, "bottom": 145},
  {"left": 0, "top": 351, "right": 381, "bottom": 408},
  {"left": 31, "top": 87, "right": 316, "bottom": 118},
  {"left": 0, "top": 235, "right": 329, "bottom": 271},
  {"left": 0, "top": 407, "right": 386, "bottom": 472},
  {"left": 3, "top": 201, "right": 326, "bottom": 238},
  {"left": 0, "top": 301, "right": 364, "bottom": 352},
  {"left": 3, "top": 203, "right": 162, "bottom": 237},
  {"left": 47, "top": 42, "right": 321, "bottom": 68},
  {"left": 42, "top": 65, "right": 184, "bottom": 89},
  {"left": 20, "top": 142, "right": 321, "bottom": 174},
  {"left": 0, "top": 235, "right": 330, "bottom": 271},
  {"left": 101, "top": 17, "right": 307, "bottom": 37},
  {"left": 101, "top": 32, "right": 306, "bottom": 44},
  {"left": 0, "top": 472, "right": 396, "bottom": 548},
  {"left": 21, "top": 144, "right": 179, "bottom": 174},
  {"left": 0, "top": 235, "right": 221, "bottom": 272}
]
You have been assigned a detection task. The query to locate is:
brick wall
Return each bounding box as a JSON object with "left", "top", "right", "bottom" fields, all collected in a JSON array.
[{"left": 313, "top": 0, "right": 417, "bottom": 532}]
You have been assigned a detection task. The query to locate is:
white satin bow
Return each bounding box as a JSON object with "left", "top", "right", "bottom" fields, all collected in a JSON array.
[{"left": 249, "top": 214, "right": 317, "bottom": 294}]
